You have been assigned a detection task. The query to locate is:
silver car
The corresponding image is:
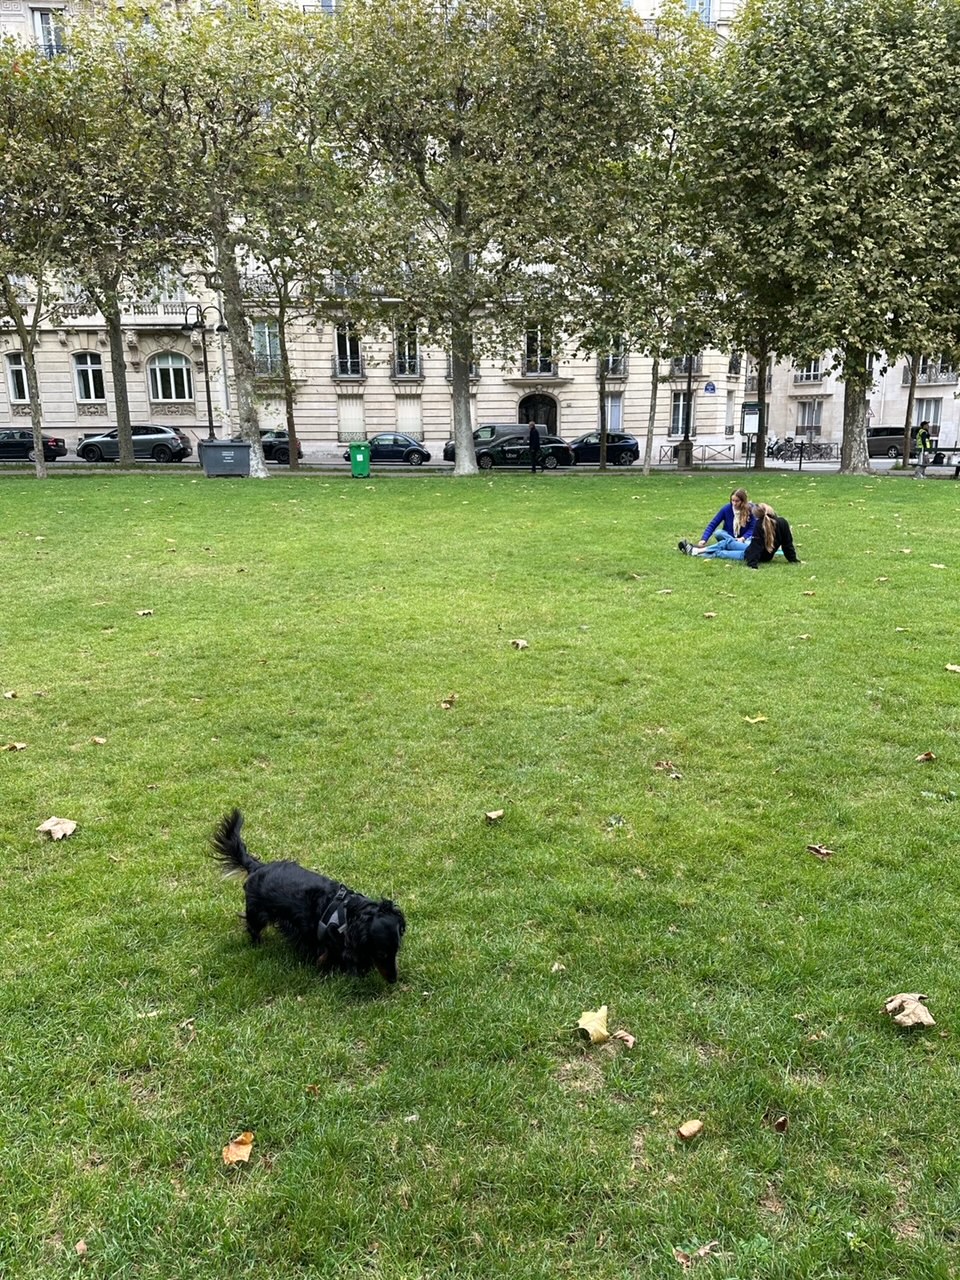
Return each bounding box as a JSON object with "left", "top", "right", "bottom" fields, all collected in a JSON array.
[{"left": 77, "top": 424, "right": 193, "bottom": 463}]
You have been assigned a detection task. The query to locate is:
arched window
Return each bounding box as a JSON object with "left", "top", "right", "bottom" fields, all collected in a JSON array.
[
  {"left": 74, "top": 351, "right": 105, "bottom": 402},
  {"left": 148, "top": 352, "right": 193, "bottom": 402}
]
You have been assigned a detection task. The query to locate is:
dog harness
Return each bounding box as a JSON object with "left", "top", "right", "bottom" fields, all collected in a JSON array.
[{"left": 319, "top": 886, "right": 350, "bottom": 938}]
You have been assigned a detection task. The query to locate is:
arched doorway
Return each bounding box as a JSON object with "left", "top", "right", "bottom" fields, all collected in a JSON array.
[{"left": 519, "top": 393, "right": 558, "bottom": 435}]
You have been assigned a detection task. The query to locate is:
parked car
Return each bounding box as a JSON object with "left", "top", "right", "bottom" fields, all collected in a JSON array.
[
  {"left": 569, "top": 431, "right": 639, "bottom": 466},
  {"left": 342, "top": 432, "right": 430, "bottom": 466},
  {"left": 447, "top": 433, "right": 573, "bottom": 470},
  {"left": 77, "top": 424, "right": 193, "bottom": 463},
  {"left": 229, "top": 430, "right": 303, "bottom": 463},
  {"left": 0, "top": 429, "right": 67, "bottom": 461},
  {"left": 442, "top": 422, "right": 548, "bottom": 462},
  {"left": 866, "top": 424, "right": 938, "bottom": 460}
]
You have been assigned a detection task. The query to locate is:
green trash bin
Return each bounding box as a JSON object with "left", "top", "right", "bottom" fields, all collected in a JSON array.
[{"left": 349, "top": 440, "right": 371, "bottom": 478}]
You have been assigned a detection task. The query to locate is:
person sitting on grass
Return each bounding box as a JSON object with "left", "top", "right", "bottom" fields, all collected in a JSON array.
[
  {"left": 679, "top": 488, "right": 754, "bottom": 556},
  {"left": 679, "top": 503, "right": 799, "bottom": 568}
]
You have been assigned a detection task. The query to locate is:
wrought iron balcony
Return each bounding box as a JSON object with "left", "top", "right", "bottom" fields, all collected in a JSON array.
[
  {"left": 902, "top": 364, "right": 958, "bottom": 385},
  {"left": 332, "top": 353, "right": 365, "bottom": 379}
]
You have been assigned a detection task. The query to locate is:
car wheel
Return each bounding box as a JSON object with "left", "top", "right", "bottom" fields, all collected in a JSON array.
[
  {"left": 542, "top": 454, "right": 559, "bottom": 470},
  {"left": 152, "top": 444, "right": 174, "bottom": 462},
  {"left": 478, "top": 453, "right": 495, "bottom": 469},
  {"left": 81, "top": 445, "right": 103, "bottom": 463},
  {"left": 617, "top": 450, "right": 635, "bottom": 466},
  {"left": 27, "top": 447, "right": 37, "bottom": 462},
  {"left": 275, "top": 448, "right": 289, "bottom": 464},
  {"left": 886, "top": 445, "right": 900, "bottom": 459},
  {"left": 408, "top": 451, "right": 424, "bottom": 466}
]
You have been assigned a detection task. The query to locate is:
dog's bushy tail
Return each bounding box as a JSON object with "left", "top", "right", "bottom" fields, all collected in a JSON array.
[{"left": 212, "top": 809, "right": 262, "bottom": 878}]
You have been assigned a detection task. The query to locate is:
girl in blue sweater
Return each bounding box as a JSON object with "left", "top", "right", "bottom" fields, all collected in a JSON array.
[{"left": 678, "top": 488, "right": 754, "bottom": 556}]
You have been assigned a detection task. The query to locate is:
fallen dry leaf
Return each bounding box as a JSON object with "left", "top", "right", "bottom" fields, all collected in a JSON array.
[
  {"left": 222, "top": 1130, "right": 255, "bottom": 1165},
  {"left": 511, "top": 638, "right": 529, "bottom": 650},
  {"left": 2, "top": 691, "right": 16, "bottom": 699},
  {"left": 797, "top": 634, "right": 812, "bottom": 640},
  {"left": 900, "top": 548, "right": 912, "bottom": 554},
  {"left": 806, "top": 844, "right": 834, "bottom": 860},
  {"left": 744, "top": 714, "right": 767, "bottom": 724},
  {"left": 883, "top": 993, "right": 936, "bottom": 1028},
  {"left": 802, "top": 590, "right": 816, "bottom": 596},
  {"left": 75, "top": 1239, "right": 88, "bottom": 1257},
  {"left": 484, "top": 809, "right": 504, "bottom": 823},
  {"left": 36, "top": 816, "right": 77, "bottom": 841},
  {"left": 551, "top": 961, "right": 566, "bottom": 973},
  {"left": 136, "top": 609, "right": 154, "bottom": 617},
  {"left": 612, "top": 1029, "right": 636, "bottom": 1049},
  {"left": 2, "top": 742, "right": 27, "bottom": 752},
  {"left": 656, "top": 589, "right": 673, "bottom": 595},
  {"left": 91, "top": 737, "right": 107, "bottom": 745},
  {"left": 946, "top": 665, "right": 960, "bottom": 674},
  {"left": 703, "top": 612, "right": 717, "bottom": 619},
  {"left": 916, "top": 751, "right": 936, "bottom": 763},
  {"left": 673, "top": 1241, "right": 720, "bottom": 1271},
  {"left": 931, "top": 564, "right": 947, "bottom": 569},
  {"left": 440, "top": 693, "right": 457, "bottom": 710},
  {"left": 577, "top": 1006, "right": 610, "bottom": 1045},
  {"left": 876, "top": 576, "right": 889, "bottom": 583},
  {"left": 677, "top": 1119, "right": 704, "bottom": 1142}
]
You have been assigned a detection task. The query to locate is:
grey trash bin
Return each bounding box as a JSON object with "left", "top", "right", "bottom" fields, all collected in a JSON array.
[{"left": 200, "top": 439, "right": 251, "bottom": 477}]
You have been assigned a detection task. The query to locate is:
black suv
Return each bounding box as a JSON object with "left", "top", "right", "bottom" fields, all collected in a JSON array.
[{"left": 442, "top": 422, "right": 547, "bottom": 463}]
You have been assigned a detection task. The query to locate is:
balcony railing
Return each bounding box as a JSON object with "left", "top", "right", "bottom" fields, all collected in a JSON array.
[
  {"left": 392, "top": 354, "right": 423, "bottom": 380},
  {"left": 523, "top": 359, "right": 558, "bottom": 377},
  {"left": 745, "top": 373, "right": 773, "bottom": 393},
  {"left": 445, "top": 357, "right": 480, "bottom": 381},
  {"left": 254, "top": 354, "right": 283, "bottom": 377},
  {"left": 793, "top": 368, "right": 824, "bottom": 383},
  {"left": 333, "top": 353, "right": 365, "bottom": 379},
  {"left": 669, "top": 355, "right": 703, "bottom": 377},
  {"left": 902, "top": 364, "right": 958, "bottom": 385},
  {"left": 598, "top": 355, "right": 628, "bottom": 379}
]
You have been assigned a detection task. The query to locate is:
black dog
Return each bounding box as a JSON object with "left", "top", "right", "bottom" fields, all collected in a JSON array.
[{"left": 211, "top": 809, "right": 406, "bottom": 983}]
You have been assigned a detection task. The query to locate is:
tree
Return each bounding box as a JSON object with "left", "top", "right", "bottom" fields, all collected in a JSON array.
[
  {"left": 310, "top": 0, "right": 650, "bottom": 475},
  {"left": 55, "top": 23, "right": 206, "bottom": 468},
  {"left": 0, "top": 42, "right": 79, "bottom": 479},
  {"left": 710, "top": 0, "right": 957, "bottom": 474}
]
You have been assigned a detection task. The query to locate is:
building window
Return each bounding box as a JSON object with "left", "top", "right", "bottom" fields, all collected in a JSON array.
[
  {"left": 599, "top": 338, "right": 626, "bottom": 378},
  {"left": 524, "top": 324, "right": 554, "bottom": 376},
  {"left": 337, "top": 393, "right": 364, "bottom": 442},
  {"left": 396, "top": 395, "right": 423, "bottom": 438},
  {"left": 794, "top": 357, "right": 823, "bottom": 383},
  {"left": 253, "top": 318, "right": 281, "bottom": 376},
  {"left": 6, "top": 353, "right": 28, "bottom": 403},
  {"left": 914, "top": 398, "right": 942, "bottom": 428},
  {"left": 394, "top": 324, "right": 421, "bottom": 378},
  {"left": 796, "top": 400, "right": 823, "bottom": 435},
  {"left": 148, "top": 352, "right": 193, "bottom": 402},
  {"left": 601, "top": 392, "right": 623, "bottom": 433},
  {"left": 34, "top": 9, "right": 66, "bottom": 57},
  {"left": 334, "top": 325, "right": 363, "bottom": 378},
  {"left": 74, "top": 352, "right": 105, "bottom": 402},
  {"left": 687, "top": 0, "right": 712, "bottom": 21},
  {"left": 670, "top": 391, "right": 696, "bottom": 437}
]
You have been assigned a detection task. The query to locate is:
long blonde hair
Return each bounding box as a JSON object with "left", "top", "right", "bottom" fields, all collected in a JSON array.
[
  {"left": 731, "top": 488, "right": 750, "bottom": 535},
  {"left": 751, "top": 503, "right": 778, "bottom": 553}
]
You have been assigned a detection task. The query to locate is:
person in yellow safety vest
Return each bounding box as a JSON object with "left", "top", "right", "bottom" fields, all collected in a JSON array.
[{"left": 915, "top": 421, "right": 933, "bottom": 478}]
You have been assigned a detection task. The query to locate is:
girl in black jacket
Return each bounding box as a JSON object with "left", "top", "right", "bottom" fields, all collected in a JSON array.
[{"left": 744, "top": 503, "right": 799, "bottom": 568}]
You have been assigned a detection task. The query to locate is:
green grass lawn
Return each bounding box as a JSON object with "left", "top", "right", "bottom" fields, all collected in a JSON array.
[{"left": 1, "top": 468, "right": 959, "bottom": 1279}]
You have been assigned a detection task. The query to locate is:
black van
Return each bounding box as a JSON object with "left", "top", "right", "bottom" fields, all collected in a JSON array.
[{"left": 443, "top": 422, "right": 547, "bottom": 462}]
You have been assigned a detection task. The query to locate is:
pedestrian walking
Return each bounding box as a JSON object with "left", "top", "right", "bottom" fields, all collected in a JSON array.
[
  {"left": 915, "top": 421, "right": 933, "bottom": 478},
  {"left": 528, "top": 421, "right": 542, "bottom": 473}
]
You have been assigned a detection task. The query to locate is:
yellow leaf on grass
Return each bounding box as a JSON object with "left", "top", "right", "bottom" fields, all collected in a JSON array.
[
  {"left": 677, "top": 1119, "right": 704, "bottom": 1142},
  {"left": 136, "top": 609, "right": 154, "bottom": 617},
  {"left": 511, "top": 638, "right": 529, "bottom": 650},
  {"left": 946, "top": 665, "right": 960, "bottom": 674},
  {"left": 673, "top": 1241, "right": 720, "bottom": 1270},
  {"left": 883, "top": 993, "right": 936, "bottom": 1028},
  {"left": 36, "top": 817, "right": 77, "bottom": 841},
  {"left": 440, "top": 694, "right": 457, "bottom": 710},
  {"left": 2, "top": 742, "right": 27, "bottom": 751},
  {"left": 577, "top": 1006, "right": 610, "bottom": 1045},
  {"left": 703, "top": 612, "right": 717, "bottom": 619},
  {"left": 484, "top": 809, "right": 504, "bottom": 823},
  {"left": 916, "top": 751, "right": 936, "bottom": 763},
  {"left": 612, "top": 1029, "right": 636, "bottom": 1049},
  {"left": 222, "top": 1131, "right": 255, "bottom": 1165},
  {"left": 744, "top": 714, "right": 767, "bottom": 724}
]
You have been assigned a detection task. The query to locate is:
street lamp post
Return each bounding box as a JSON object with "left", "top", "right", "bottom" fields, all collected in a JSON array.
[
  {"left": 676, "top": 351, "right": 695, "bottom": 470},
  {"left": 182, "top": 304, "right": 228, "bottom": 440}
]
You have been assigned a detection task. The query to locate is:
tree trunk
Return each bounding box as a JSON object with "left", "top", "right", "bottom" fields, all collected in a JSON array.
[
  {"left": 218, "top": 236, "right": 268, "bottom": 478},
  {"left": 277, "top": 295, "right": 299, "bottom": 471},
  {"left": 450, "top": 309, "right": 477, "bottom": 477},
  {"left": 752, "top": 339, "right": 768, "bottom": 471},
  {"left": 840, "top": 344, "right": 872, "bottom": 474},
  {"left": 598, "top": 360, "right": 608, "bottom": 470},
  {"left": 103, "top": 286, "right": 135, "bottom": 468},
  {"left": 902, "top": 352, "right": 919, "bottom": 465},
  {"left": 2, "top": 276, "right": 47, "bottom": 479},
  {"left": 642, "top": 354, "right": 660, "bottom": 476}
]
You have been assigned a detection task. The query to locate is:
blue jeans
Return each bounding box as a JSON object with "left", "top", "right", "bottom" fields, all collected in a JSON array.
[{"left": 700, "top": 530, "right": 747, "bottom": 560}]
